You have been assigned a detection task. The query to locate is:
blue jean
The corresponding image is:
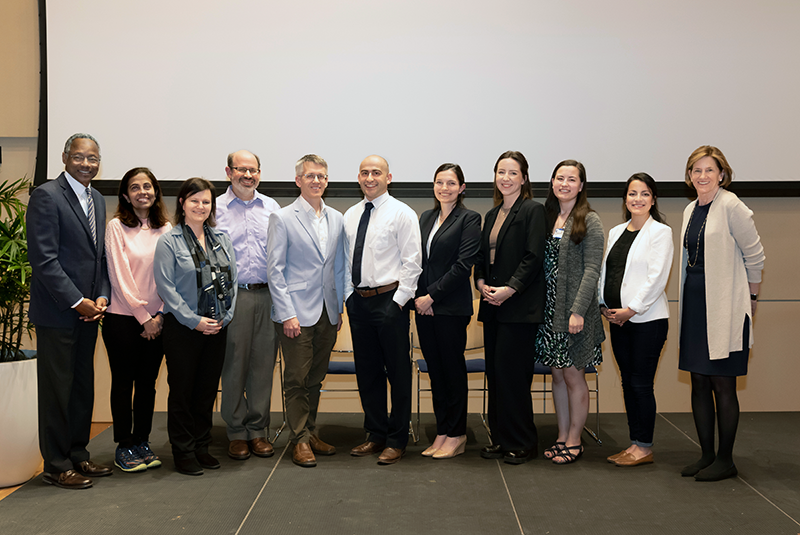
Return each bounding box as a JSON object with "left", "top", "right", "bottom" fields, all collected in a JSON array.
[{"left": 609, "top": 318, "right": 668, "bottom": 447}]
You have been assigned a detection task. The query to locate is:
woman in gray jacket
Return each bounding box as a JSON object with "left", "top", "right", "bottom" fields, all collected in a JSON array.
[{"left": 535, "top": 160, "right": 604, "bottom": 464}]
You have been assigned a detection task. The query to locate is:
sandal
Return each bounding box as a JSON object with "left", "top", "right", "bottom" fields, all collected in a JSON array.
[
  {"left": 543, "top": 442, "right": 566, "bottom": 460},
  {"left": 552, "top": 445, "right": 584, "bottom": 465}
]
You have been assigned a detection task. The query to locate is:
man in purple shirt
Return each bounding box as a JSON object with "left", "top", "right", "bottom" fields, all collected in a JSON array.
[{"left": 216, "top": 150, "right": 281, "bottom": 461}]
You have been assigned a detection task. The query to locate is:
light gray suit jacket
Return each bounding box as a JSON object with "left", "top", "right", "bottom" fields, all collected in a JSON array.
[{"left": 267, "top": 198, "right": 345, "bottom": 327}]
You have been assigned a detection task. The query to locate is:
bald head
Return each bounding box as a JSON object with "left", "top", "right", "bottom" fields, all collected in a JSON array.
[{"left": 358, "top": 155, "right": 392, "bottom": 201}]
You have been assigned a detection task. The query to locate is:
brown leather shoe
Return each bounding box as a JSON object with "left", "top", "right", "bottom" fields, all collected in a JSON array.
[
  {"left": 377, "top": 447, "right": 405, "bottom": 465},
  {"left": 43, "top": 470, "right": 92, "bottom": 489},
  {"left": 228, "top": 439, "right": 251, "bottom": 460},
  {"left": 309, "top": 434, "right": 336, "bottom": 456},
  {"left": 350, "top": 440, "right": 385, "bottom": 457},
  {"left": 74, "top": 460, "right": 112, "bottom": 477},
  {"left": 292, "top": 443, "right": 317, "bottom": 467},
  {"left": 249, "top": 437, "right": 274, "bottom": 458},
  {"left": 615, "top": 452, "right": 654, "bottom": 467}
]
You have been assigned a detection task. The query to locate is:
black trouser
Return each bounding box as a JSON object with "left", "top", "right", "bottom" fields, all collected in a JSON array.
[
  {"left": 609, "top": 319, "right": 668, "bottom": 447},
  {"left": 415, "top": 314, "right": 470, "bottom": 437},
  {"left": 346, "top": 290, "right": 412, "bottom": 449},
  {"left": 162, "top": 313, "right": 226, "bottom": 459},
  {"left": 102, "top": 313, "right": 164, "bottom": 448},
  {"left": 483, "top": 320, "right": 538, "bottom": 451},
  {"left": 36, "top": 322, "right": 98, "bottom": 473}
]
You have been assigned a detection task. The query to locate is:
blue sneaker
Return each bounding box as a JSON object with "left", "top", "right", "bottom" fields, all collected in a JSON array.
[
  {"left": 115, "top": 446, "right": 147, "bottom": 472},
  {"left": 135, "top": 441, "right": 162, "bottom": 469}
]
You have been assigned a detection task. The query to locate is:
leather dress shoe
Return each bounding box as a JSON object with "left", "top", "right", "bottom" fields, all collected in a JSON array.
[
  {"left": 43, "top": 470, "right": 92, "bottom": 489},
  {"left": 350, "top": 440, "right": 385, "bottom": 457},
  {"left": 377, "top": 447, "right": 405, "bottom": 465},
  {"left": 292, "top": 443, "right": 317, "bottom": 467},
  {"left": 196, "top": 451, "right": 220, "bottom": 469},
  {"left": 74, "top": 460, "right": 112, "bottom": 477},
  {"left": 309, "top": 434, "right": 336, "bottom": 456},
  {"left": 607, "top": 449, "right": 629, "bottom": 463},
  {"left": 174, "top": 457, "right": 204, "bottom": 476},
  {"left": 480, "top": 444, "right": 504, "bottom": 459},
  {"left": 249, "top": 437, "right": 274, "bottom": 458},
  {"left": 504, "top": 450, "right": 536, "bottom": 465},
  {"left": 228, "top": 439, "right": 251, "bottom": 460},
  {"left": 615, "top": 452, "right": 654, "bottom": 467}
]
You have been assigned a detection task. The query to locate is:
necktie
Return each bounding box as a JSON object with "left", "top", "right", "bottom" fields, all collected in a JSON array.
[
  {"left": 351, "top": 202, "right": 373, "bottom": 287},
  {"left": 86, "top": 187, "right": 96, "bottom": 247}
]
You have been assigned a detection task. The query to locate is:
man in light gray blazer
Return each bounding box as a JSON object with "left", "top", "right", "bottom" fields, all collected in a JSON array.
[{"left": 267, "top": 154, "right": 345, "bottom": 468}]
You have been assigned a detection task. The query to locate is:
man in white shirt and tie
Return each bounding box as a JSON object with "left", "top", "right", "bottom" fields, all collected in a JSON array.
[
  {"left": 343, "top": 155, "right": 422, "bottom": 465},
  {"left": 267, "top": 154, "right": 345, "bottom": 468}
]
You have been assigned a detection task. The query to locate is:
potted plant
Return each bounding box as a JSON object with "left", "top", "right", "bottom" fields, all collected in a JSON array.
[{"left": 0, "top": 176, "right": 40, "bottom": 488}]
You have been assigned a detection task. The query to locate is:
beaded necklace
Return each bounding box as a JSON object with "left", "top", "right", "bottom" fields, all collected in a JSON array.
[{"left": 684, "top": 203, "right": 709, "bottom": 267}]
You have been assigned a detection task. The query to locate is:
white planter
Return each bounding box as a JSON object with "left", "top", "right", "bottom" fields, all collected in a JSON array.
[{"left": 0, "top": 357, "right": 41, "bottom": 487}]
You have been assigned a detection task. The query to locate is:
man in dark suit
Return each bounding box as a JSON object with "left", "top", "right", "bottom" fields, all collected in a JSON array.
[{"left": 27, "top": 133, "right": 113, "bottom": 489}]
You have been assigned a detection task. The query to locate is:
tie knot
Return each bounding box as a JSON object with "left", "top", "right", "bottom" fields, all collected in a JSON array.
[{"left": 364, "top": 202, "right": 374, "bottom": 212}]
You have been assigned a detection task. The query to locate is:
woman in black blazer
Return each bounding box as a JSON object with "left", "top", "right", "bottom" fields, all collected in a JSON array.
[
  {"left": 415, "top": 163, "right": 481, "bottom": 459},
  {"left": 475, "top": 151, "right": 547, "bottom": 465}
]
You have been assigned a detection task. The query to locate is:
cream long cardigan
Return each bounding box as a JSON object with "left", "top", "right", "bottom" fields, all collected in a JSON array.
[{"left": 678, "top": 188, "right": 765, "bottom": 360}]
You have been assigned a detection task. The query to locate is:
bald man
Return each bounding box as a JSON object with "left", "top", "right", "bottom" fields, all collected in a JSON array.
[
  {"left": 216, "top": 150, "right": 281, "bottom": 462},
  {"left": 343, "top": 155, "right": 422, "bottom": 465}
]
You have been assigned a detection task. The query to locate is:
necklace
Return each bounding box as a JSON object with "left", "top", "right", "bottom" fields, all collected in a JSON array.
[{"left": 684, "top": 204, "right": 708, "bottom": 267}]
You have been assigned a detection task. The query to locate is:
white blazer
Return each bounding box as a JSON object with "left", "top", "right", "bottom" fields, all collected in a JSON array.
[
  {"left": 598, "top": 216, "right": 673, "bottom": 323},
  {"left": 267, "top": 198, "right": 345, "bottom": 327}
]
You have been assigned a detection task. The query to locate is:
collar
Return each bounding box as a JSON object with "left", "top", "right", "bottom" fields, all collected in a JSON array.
[
  {"left": 221, "top": 185, "right": 264, "bottom": 208},
  {"left": 363, "top": 191, "right": 390, "bottom": 210},
  {"left": 64, "top": 171, "right": 91, "bottom": 197},
  {"left": 298, "top": 195, "right": 326, "bottom": 218}
]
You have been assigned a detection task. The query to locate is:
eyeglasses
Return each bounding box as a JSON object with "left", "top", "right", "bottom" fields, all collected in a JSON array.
[
  {"left": 232, "top": 167, "right": 261, "bottom": 175},
  {"left": 302, "top": 173, "right": 328, "bottom": 181},
  {"left": 68, "top": 154, "right": 100, "bottom": 165}
]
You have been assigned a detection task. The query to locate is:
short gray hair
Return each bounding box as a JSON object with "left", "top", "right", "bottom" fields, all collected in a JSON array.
[
  {"left": 227, "top": 150, "right": 260, "bottom": 169},
  {"left": 295, "top": 154, "right": 328, "bottom": 177},
  {"left": 63, "top": 133, "right": 100, "bottom": 157}
]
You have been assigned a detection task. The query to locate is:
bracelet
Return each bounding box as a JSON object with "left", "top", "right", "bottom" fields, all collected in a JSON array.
[{"left": 750, "top": 293, "right": 758, "bottom": 301}]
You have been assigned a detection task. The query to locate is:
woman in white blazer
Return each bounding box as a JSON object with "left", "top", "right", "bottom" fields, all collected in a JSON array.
[{"left": 599, "top": 173, "right": 673, "bottom": 467}]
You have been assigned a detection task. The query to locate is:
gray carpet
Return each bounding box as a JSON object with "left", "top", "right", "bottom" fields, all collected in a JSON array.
[{"left": 1, "top": 412, "right": 798, "bottom": 535}]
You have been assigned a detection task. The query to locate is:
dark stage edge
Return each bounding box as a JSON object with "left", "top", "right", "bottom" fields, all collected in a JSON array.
[{"left": 1, "top": 412, "right": 798, "bottom": 535}]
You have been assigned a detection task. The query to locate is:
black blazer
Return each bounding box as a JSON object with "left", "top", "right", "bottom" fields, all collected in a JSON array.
[
  {"left": 27, "top": 173, "right": 110, "bottom": 328},
  {"left": 474, "top": 196, "right": 546, "bottom": 324},
  {"left": 416, "top": 206, "right": 481, "bottom": 317}
]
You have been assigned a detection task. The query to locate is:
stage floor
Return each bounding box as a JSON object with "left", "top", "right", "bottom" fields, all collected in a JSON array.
[{"left": 1, "top": 411, "right": 798, "bottom": 535}]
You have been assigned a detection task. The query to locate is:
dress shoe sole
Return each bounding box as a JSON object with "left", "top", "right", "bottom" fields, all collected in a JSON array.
[
  {"left": 615, "top": 456, "right": 654, "bottom": 467},
  {"left": 377, "top": 456, "right": 404, "bottom": 465},
  {"left": 251, "top": 450, "right": 274, "bottom": 458},
  {"left": 350, "top": 446, "right": 385, "bottom": 457},
  {"left": 292, "top": 458, "right": 317, "bottom": 468},
  {"left": 480, "top": 451, "right": 504, "bottom": 459},
  {"left": 504, "top": 455, "right": 533, "bottom": 465},
  {"left": 228, "top": 451, "right": 251, "bottom": 460},
  {"left": 43, "top": 474, "right": 92, "bottom": 489},
  {"left": 311, "top": 448, "right": 336, "bottom": 456},
  {"left": 176, "top": 467, "right": 204, "bottom": 476},
  {"left": 198, "top": 462, "right": 220, "bottom": 469}
]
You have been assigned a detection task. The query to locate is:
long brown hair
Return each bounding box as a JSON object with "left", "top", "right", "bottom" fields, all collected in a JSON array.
[
  {"left": 544, "top": 159, "right": 594, "bottom": 244},
  {"left": 492, "top": 151, "right": 532, "bottom": 206},
  {"left": 114, "top": 167, "right": 169, "bottom": 228}
]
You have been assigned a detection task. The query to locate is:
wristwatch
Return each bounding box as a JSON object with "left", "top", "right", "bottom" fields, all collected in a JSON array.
[{"left": 750, "top": 293, "right": 758, "bottom": 301}]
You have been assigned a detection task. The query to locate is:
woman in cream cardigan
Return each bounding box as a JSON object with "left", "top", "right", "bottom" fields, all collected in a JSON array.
[
  {"left": 599, "top": 173, "right": 673, "bottom": 467},
  {"left": 679, "top": 146, "right": 765, "bottom": 482}
]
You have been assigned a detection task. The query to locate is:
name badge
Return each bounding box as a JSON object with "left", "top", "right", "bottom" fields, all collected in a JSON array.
[{"left": 553, "top": 227, "right": 565, "bottom": 239}]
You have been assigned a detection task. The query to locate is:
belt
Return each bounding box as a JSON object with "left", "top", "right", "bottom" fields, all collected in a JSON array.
[
  {"left": 238, "top": 282, "right": 269, "bottom": 291},
  {"left": 355, "top": 281, "right": 399, "bottom": 298}
]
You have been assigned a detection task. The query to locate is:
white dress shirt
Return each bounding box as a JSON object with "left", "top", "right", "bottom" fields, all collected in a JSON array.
[
  {"left": 343, "top": 192, "right": 422, "bottom": 307},
  {"left": 299, "top": 195, "right": 330, "bottom": 261}
]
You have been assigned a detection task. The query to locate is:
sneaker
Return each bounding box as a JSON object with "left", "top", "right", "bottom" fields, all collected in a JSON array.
[
  {"left": 135, "top": 441, "right": 162, "bottom": 469},
  {"left": 115, "top": 446, "right": 147, "bottom": 472}
]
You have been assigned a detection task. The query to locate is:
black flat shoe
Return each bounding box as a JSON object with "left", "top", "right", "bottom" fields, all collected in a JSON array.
[
  {"left": 174, "top": 457, "right": 204, "bottom": 476},
  {"left": 195, "top": 452, "right": 220, "bottom": 470},
  {"left": 504, "top": 450, "right": 536, "bottom": 465},
  {"left": 480, "top": 444, "right": 504, "bottom": 459},
  {"left": 695, "top": 463, "right": 738, "bottom": 482}
]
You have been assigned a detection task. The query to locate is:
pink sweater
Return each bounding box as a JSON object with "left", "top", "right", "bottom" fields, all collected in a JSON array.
[{"left": 105, "top": 217, "right": 172, "bottom": 324}]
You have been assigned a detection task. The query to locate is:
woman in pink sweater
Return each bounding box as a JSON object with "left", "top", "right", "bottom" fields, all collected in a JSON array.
[{"left": 103, "top": 167, "right": 172, "bottom": 473}]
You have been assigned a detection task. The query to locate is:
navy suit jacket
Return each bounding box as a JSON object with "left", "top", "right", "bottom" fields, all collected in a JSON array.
[
  {"left": 27, "top": 173, "right": 110, "bottom": 328},
  {"left": 416, "top": 206, "right": 481, "bottom": 317}
]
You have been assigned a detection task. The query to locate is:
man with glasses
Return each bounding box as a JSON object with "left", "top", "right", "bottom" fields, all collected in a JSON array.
[
  {"left": 267, "top": 154, "right": 344, "bottom": 467},
  {"left": 216, "top": 150, "right": 280, "bottom": 462},
  {"left": 343, "top": 155, "right": 421, "bottom": 465},
  {"left": 27, "top": 133, "right": 112, "bottom": 488}
]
